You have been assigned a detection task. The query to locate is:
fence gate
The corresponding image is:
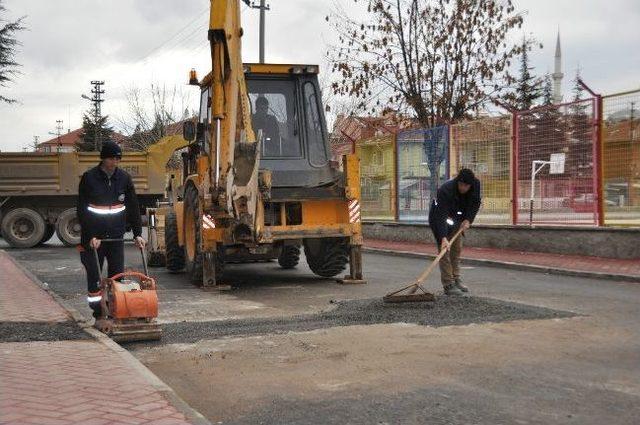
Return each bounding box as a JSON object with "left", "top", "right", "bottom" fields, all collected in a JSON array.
[{"left": 514, "top": 98, "right": 600, "bottom": 225}]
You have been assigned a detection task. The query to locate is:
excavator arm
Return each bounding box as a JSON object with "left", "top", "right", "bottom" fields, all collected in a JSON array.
[{"left": 206, "top": 0, "right": 260, "bottom": 240}]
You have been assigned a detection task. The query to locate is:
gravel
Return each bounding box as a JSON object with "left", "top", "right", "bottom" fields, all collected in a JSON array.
[
  {"left": 128, "top": 296, "right": 577, "bottom": 346},
  {"left": 0, "top": 322, "right": 91, "bottom": 342}
]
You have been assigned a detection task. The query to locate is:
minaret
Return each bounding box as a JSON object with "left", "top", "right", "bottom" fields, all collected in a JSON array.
[{"left": 552, "top": 30, "right": 563, "bottom": 104}]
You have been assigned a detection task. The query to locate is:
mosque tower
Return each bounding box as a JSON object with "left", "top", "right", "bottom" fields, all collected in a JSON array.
[{"left": 552, "top": 30, "right": 563, "bottom": 104}]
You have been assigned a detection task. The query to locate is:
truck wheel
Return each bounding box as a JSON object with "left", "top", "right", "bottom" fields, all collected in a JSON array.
[
  {"left": 1, "top": 208, "right": 47, "bottom": 248},
  {"left": 55, "top": 208, "right": 81, "bottom": 246},
  {"left": 184, "top": 184, "right": 203, "bottom": 284},
  {"left": 165, "top": 211, "right": 185, "bottom": 272},
  {"left": 278, "top": 245, "right": 300, "bottom": 269},
  {"left": 37, "top": 224, "right": 56, "bottom": 246},
  {"left": 303, "top": 237, "right": 349, "bottom": 278}
]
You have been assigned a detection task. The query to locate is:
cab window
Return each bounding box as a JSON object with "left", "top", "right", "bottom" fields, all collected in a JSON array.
[
  {"left": 303, "top": 82, "right": 328, "bottom": 167},
  {"left": 247, "top": 79, "right": 302, "bottom": 158}
]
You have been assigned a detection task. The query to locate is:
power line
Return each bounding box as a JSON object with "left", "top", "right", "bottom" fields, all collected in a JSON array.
[{"left": 135, "top": 6, "right": 209, "bottom": 64}]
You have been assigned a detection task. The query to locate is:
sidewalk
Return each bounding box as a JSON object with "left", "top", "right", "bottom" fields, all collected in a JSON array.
[
  {"left": 364, "top": 239, "right": 640, "bottom": 282},
  {"left": 0, "top": 250, "right": 209, "bottom": 425}
]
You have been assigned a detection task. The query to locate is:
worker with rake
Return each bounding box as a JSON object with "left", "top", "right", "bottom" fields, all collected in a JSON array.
[{"left": 429, "top": 168, "right": 481, "bottom": 296}]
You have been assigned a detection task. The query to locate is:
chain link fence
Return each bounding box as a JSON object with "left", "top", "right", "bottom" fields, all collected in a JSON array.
[
  {"left": 396, "top": 127, "right": 449, "bottom": 222},
  {"left": 514, "top": 98, "right": 599, "bottom": 225},
  {"left": 356, "top": 135, "right": 396, "bottom": 220},
  {"left": 450, "top": 117, "right": 511, "bottom": 224},
  {"left": 602, "top": 89, "right": 640, "bottom": 226},
  {"left": 349, "top": 86, "right": 638, "bottom": 228}
]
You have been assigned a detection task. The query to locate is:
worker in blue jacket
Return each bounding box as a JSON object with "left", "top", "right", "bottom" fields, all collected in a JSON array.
[
  {"left": 428, "top": 168, "right": 481, "bottom": 296},
  {"left": 77, "top": 141, "right": 146, "bottom": 319}
]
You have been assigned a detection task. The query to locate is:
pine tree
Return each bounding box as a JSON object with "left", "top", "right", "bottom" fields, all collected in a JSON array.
[
  {"left": 541, "top": 74, "right": 553, "bottom": 106},
  {"left": 76, "top": 113, "right": 114, "bottom": 152},
  {"left": 514, "top": 38, "right": 543, "bottom": 110},
  {"left": 0, "top": 1, "right": 25, "bottom": 103}
]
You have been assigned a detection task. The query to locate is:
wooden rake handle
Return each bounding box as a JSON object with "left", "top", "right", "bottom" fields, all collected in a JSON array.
[{"left": 385, "top": 227, "right": 465, "bottom": 298}]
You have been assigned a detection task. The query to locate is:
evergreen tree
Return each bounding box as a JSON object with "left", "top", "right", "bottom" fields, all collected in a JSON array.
[
  {"left": 541, "top": 73, "right": 553, "bottom": 106},
  {"left": 76, "top": 113, "right": 114, "bottom": 152},
  {"left": 513, "top": 38, "right": 543, "bottom": 110},
  {"left": 0, "top": 1, "right": 25, "bottom": 103}
]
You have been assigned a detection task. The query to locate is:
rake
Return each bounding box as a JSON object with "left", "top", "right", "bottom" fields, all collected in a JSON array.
[{"left": 383, "top": 228, "right": 464, "bottom": 303}]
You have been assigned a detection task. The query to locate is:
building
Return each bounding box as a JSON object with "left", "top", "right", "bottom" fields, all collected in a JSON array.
[{"left": 36, "top": 129, "right": 126, "bottom": 153}]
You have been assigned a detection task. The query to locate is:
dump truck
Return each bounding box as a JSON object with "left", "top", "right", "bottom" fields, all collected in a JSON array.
[
  {"left": 0, "top": 135, "right": 186, "bottom": 248},
  {"left": 150, "top": 0, "right": 365, "bottom": 287}
]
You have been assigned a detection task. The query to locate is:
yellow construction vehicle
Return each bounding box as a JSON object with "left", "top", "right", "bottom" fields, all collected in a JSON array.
[{"left": 155, "top": 0, "right": 364, "bottom": 288}]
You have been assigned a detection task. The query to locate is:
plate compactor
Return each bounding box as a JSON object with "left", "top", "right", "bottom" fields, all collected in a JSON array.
[{"left": 93, "top": 239, "right": 162, "bottom": 342}]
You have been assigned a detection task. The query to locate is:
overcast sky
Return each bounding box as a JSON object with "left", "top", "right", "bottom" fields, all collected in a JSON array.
[{"left": 1, "top": 0, "right": 638, "bottom": 152}]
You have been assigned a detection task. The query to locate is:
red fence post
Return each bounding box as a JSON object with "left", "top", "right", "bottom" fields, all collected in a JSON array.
[
  {"left": 511, "top": 112, "right": 519, "bottom": 225},
  {"left": 595, "top": 95, "right": 605, "bottom": 226}
]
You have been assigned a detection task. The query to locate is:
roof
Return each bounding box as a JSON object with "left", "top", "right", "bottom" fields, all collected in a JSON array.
[{"left": 37, "top": 128, "right": 126, "bottom": 150}]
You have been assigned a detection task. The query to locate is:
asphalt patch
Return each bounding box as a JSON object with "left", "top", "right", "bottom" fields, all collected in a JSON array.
[
  {"left": 0, "top": 321, "right": 91, "bottom": 342},
  {"left": 129, "top": 296, "right": 577, "bottom": 346}
]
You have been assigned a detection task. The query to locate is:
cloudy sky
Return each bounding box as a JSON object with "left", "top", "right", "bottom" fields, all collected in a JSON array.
[{"left": 0, "top": 0, "right": 638, "bottom": 152}]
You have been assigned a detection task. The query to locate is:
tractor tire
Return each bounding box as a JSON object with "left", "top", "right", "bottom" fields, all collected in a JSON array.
[
  {"left": 37, "top": 224, "right": 55, "bottom": 246},
  {"left": 165, "top": 211, "right": 185, "bottom": 272},
  {"left": 55, "top": 208, "right": 81, "bottom": 246},
  {"left": 303, "top": 237, "right": 349, "bottom": 278},
  {"left": 1, "top": 208, "right": 47, "bottom": 248},
  {"left": 278, "top": 245, "right": 300, "bottom": 269},
  {"left": 184, "top": 185, "right": 203, "bottom": 284}
]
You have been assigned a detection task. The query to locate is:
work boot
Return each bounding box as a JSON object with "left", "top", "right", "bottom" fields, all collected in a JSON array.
[
  {"left": 454, "top": 278, "right": 469, "bottom": 293},
  {"left": 443, "top": 284, "right": 463, "bottom": 296}
]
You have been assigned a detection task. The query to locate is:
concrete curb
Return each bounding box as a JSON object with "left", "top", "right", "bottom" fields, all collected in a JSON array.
[
  {"left": 2, "top": 250, "right": 212, "bottom": 425},
  {"left": 363, "top": 247, "right": 640, "bottom": 283}
]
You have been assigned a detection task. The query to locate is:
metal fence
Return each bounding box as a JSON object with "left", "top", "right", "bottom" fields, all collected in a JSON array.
[
  {"left": 514, "top": 98, "right": 600, "bottom": 225},
  {"left": 450, "top": 117, "right": 511, "bottom": 224},
  {"left": 602, "top": 89, "right": 640, "bottom": 226},
  {"left": 396, "top": 126, "right": 449, "bottom": 222},
  {"left": 348, "top": 87, "right": 639, "bottom": 227},
  {"left": 357, "top": 135, "right": 396, "bottom": 220}
]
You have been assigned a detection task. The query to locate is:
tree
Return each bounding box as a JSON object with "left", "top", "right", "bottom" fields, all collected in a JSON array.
[
  {"left": 76, "top": 113, "right": 114, "bottom": 152},
  {"left": 116, "top": 83, "right": 192, "bottom": 151},
  {"left": 541, "top": 73, "right": 553, "bottom": 106},
  {"left": 0, "top": 1, "right": 25, "bottom": 103},
  {"left": 507, "top": 37, "right": 543, "bottom": 110},
  {"left": 327, "top": 0, "right": 534, "bottom": 196}
]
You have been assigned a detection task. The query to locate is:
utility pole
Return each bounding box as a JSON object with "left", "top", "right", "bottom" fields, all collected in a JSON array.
[
  {"left": 242, "top": 0, "right": 270, "bottom": 63},
  {"left": 48, "top": 120, "right": 64, "bottom": 152},
  {"left": 82, "top": 80, "right": 105, "bottom": 151},
  {"left": 32, "top": 136, "right": 39, "bottom": 152}
]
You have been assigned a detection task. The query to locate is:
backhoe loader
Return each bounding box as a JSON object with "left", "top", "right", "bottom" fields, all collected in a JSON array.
[{"left": 151, "top": 0, "right": 364, "bottom": 288}]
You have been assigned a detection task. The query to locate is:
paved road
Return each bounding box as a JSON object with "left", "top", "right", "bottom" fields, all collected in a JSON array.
[{"left": 4, "top": 237, "right": 640, "bottom": 424}]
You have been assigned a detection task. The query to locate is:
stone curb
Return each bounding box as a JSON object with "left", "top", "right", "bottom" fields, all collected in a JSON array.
[
  {"left": 363, "top": 247, "right": 640, "bottom": 283},
  {"left": 1, "top": 249, "right": 212, "bottom": 425}
]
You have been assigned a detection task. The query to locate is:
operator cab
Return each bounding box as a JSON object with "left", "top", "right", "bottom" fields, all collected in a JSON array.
[
  {"left": 192, "top": 64, "right": 342, "bottom": 198},
  {"left": 244, "top": 63, "right": 340, "bottom": 194}
]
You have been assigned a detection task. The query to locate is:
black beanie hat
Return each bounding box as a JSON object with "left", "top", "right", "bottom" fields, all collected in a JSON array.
[
  {"left": 100, "top": 140, "right": 122, "bottom": 159},
  {"left": 456, "top": 168, "right": 475, "bottom": 185}
]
